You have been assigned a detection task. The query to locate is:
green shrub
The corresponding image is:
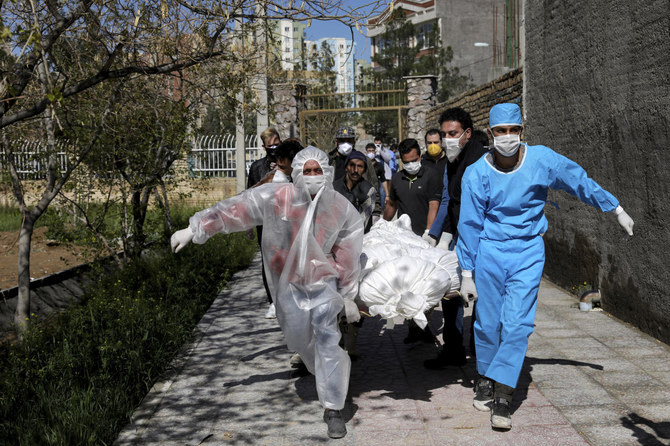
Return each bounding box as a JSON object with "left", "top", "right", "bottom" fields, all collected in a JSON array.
[{"left": 0, "top": 231, "right": 257, "bottom": 445}]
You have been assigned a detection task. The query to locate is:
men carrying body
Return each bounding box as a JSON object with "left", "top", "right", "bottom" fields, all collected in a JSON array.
[
  {"left": 384, "top": 138, "right": 443, "bottom": 344},
  {"left": 457, "top": 103, "right": 634, "bottom": 430},
  {"left": 383, "top": 138, "right": 442, "bottom": 236},
  {"left": 423, "top": 108, "right": 488, "bottom": 369},
  {"left": 171, "top": 147, "right": 364, "bottom": 439}
]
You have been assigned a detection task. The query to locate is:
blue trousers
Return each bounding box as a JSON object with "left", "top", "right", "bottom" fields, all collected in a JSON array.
[{"left": 474, "top": 236, "right": 545, "bottom": 388}]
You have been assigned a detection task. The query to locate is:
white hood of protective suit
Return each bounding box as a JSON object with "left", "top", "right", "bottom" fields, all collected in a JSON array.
[{"left": 290, "top": 145, "right": 335, "bottom": 200}]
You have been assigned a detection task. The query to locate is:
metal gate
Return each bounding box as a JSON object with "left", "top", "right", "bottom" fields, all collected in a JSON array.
[{"left": 299, "top": 80, "right": 408, "bottom": 149}]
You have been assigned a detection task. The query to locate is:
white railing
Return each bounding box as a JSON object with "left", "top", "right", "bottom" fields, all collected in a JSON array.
[
  {"left": 189, "top": 134, "right": 263, "bottom": 178},
  {"left": 0, "top": 135, "right": 264, "bottom": 179},
  {"left": 1, "top": 139, "right": 69, "bottom": 179}
]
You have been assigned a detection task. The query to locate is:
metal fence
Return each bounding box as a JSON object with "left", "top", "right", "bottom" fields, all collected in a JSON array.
[
  {"left": 1, "top": 139, "right": 70, "bottom": 180},
  {"left": 1, "top": 135, "right": 264, "bottom": 179},
  {"left": 189, "top": 134, "right": 263, "bottom": 178}
]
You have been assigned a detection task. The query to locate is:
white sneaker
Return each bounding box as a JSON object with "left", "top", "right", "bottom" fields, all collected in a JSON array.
[{"left": 264, "top": 303, "right": 276, "bottom": 319}]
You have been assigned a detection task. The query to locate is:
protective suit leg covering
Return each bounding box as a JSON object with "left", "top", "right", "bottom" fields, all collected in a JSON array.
[
  {"left": 473, "top": 237, "right": 544, "bottom": 388},
  {"left": 311, "top": 300, "right": 351, "bottom": 410}
]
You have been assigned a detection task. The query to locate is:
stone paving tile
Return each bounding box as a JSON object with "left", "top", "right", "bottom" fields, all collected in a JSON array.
[
  {"left": 614, "top": 386, "right": 670, "bottom": 405},
  {"left": 576, "top": 357, "right": 642, "bottom": 375},
  {"left": 558, "top": 404, "right": 632, "bottom": 426},
  {"left": 626, "top": 403, "right": 670, "bottom": 424},
  {"left": 575, "top": 423, "right": 662, "bottom": 445},
  {"left": 613, "top": 346, "right": 667, "bottom": 359},
  {"left": 588, "top": 370, "right": 662, "bottom": 388}
]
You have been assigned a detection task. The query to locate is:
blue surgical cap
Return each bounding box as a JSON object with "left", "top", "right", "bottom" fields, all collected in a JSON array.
[{"left": 489, "top": 103, "right": 522, "bottom": 128}]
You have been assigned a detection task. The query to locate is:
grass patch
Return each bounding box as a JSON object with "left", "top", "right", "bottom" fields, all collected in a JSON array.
[{"left": 0, "top": 228, "right": 257, "bottom": 445}]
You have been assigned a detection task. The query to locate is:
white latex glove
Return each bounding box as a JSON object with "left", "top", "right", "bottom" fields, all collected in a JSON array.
[
  {"left": 422, "top": 229, "right": 437, "bottom": 247},
  {"left": 436, "top": 232, "right": 453, "bottom": 250},
  {"left": 614, "top": 206, "right": 634, "bottom": 236},
  {"left": 343, "top": 299, "right": 361, "bottom": 323},
  {"left": 460, "top": 271, "right": 478, "bottom": 303},
  {"left": 171, "top": 227, "right": 194, "bottom": 253}
]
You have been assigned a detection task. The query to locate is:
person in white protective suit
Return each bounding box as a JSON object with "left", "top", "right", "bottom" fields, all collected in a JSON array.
[
  {"left": 457, "top": 103, "right": 635, "bottom": 431},
  {"left": 170, "top": 146, "right": 364, "bottom": 439}
]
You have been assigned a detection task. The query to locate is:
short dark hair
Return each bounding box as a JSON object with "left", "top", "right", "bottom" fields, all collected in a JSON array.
[
  {"left": 424, "top": 128, "right": 441, "bottom": 143},
  {"left": 373, "top": 136, "right": 383, "bottom": 142},
  {"left": 365, "top": 143, "right": 376, "bottom": 151},
  {"left": 275, "top": 139, "right": 303, "bottom": 161},
  {"left": 471, "top": 130, "right": 490, "bottom": 148},
  {"left": 439, "top": 107, "right": 473, "bottom": 132},
  {"left": 398, "top": 138, "right": 420, "bottom": 157}
]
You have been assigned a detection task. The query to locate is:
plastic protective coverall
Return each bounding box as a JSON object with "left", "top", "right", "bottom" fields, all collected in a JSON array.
[
  {"left": 456, "top": 144, "right": 619, "bottom": 388},
  {"left": 188, "top": 146, "right": 364, "bottom": 410}
]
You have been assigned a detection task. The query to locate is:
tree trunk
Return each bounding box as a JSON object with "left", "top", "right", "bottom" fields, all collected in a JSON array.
[{"left": 14, "top": 217, "right": 35, "bottom": 333}]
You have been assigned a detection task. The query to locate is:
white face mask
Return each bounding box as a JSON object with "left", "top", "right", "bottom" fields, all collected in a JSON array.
[
  {"left": 338, "top": 142, "right": 353, "bottom": 156},
  {"left": 443, "top": 133, "right": 466, "bottom": 163},
  {"left": 403, "top": 161, "right": 421, "bottom": 175},
  {"left": 366, "top": 152, "right": 376, "bottom": 160},
  {"left": 492, "top": 133, "right": 521, "bottom": 157},
  {"left": 272, "top": 170, "right": 290, "bottom": 183},
  {"left": 302, "top": 175, "right": 325, "bottom": 195}
]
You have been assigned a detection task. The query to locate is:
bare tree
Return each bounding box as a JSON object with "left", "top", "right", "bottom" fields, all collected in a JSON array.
[{"left": 0, "top": 0, "right": 385, "bottom": 335}]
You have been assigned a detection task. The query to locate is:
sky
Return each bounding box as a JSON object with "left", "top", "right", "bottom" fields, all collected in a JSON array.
[
  {"left": 304, "top": 19, "right": 372, "bottom": 61},
  {"left": 303, "top": 1, "right": 386, "bottom": 63}
]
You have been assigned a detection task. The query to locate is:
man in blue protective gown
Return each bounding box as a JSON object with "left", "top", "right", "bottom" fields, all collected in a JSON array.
[{"left": 456, "top": 103, "right": 635, "bottom": 431}]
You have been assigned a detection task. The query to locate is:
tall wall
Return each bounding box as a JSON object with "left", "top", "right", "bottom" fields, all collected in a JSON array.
[
  {"left": 436, "top": 0, "right": 514, "bottom": 86},
  {"left": 524, "top": 1, "right": 670, "bottom": 343}
]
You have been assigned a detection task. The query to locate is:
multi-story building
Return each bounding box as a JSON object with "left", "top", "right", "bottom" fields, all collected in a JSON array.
[
  {"left": 367, "top": 0, "right": 523, "bottom": 87},
  {"left": 270, "top": 20, "right": 307, "bottom": 71},
  {"left": 319, "top": 37, "right": 356, "bottom": 94}
]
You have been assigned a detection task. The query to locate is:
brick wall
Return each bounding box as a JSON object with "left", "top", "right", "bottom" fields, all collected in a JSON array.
[
  {"left": 425, "top": 68, "right": 523, "bottom": 130},
  {"left": 525, "top": 2, "right": 670, "bottom": 343}
]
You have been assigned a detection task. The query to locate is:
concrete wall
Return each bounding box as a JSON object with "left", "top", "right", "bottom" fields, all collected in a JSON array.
[
  {"left": 525, "top": 1, "right": 670, "bottom": 343},
  {"left": 437, "top": 0, "right": 513, "bottom": 86}
]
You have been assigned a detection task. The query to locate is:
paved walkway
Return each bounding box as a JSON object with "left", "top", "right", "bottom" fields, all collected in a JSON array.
[{"left": 116, "top": 254, "right": 670, "bottom": 445}]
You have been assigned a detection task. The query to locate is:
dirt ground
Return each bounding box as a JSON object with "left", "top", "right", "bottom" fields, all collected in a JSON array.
[{"left": 0, "top": 227, "right": 87, "bottom": 290}]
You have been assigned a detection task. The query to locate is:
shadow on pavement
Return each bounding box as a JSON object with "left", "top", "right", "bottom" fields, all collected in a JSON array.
[{"left": 621, "top": 412, "right": 670, "bottom": 445}]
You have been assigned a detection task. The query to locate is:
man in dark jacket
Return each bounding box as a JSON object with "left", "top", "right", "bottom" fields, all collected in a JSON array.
[
  {"left": 333, "top": 150, "right": 380, "bottom": 233},
  {"left": 246, "top": 127, "right": 281, "bottom": 318},
  {"left": 425, "top": 107, "right": 488, "bottom": 369},
  {"left": 327, "top": 125, "right": 379, "bottom": 188},
  {"left": 247, "top": 127, "right": 281, "bottom": 188}
]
